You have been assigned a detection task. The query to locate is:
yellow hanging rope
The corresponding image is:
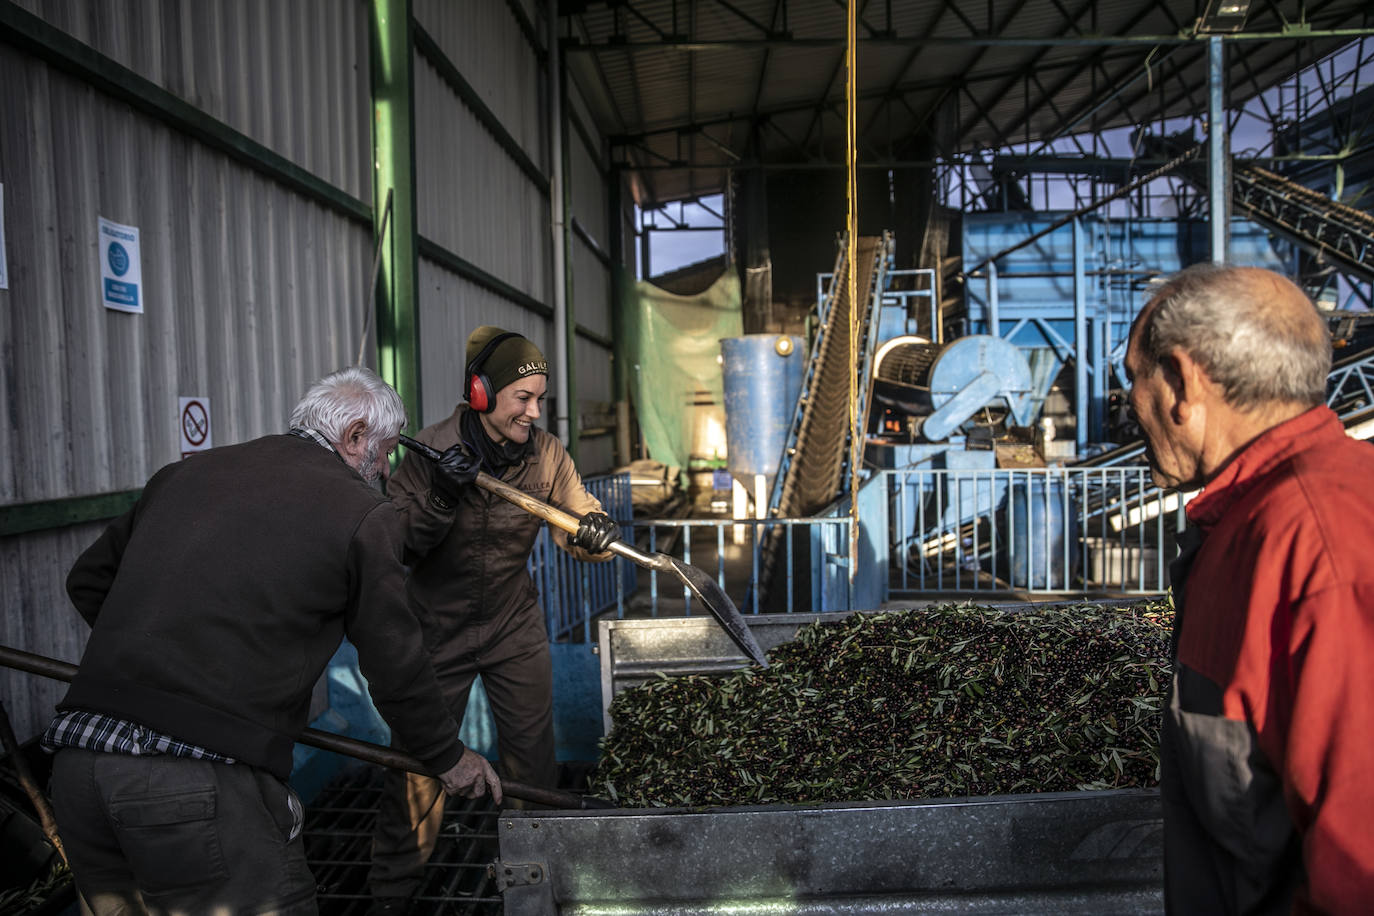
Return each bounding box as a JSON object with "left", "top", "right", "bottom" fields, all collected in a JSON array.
[{"left": 845, "top": 0, "right": 859, "bottom": 596}]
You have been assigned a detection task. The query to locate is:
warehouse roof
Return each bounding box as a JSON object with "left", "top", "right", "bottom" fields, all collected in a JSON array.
[{"left": 562, "top": 0, "right": 1374, "bottom": 207}]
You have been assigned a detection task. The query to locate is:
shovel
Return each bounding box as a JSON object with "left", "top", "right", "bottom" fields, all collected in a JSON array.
[
  {"left": 398, "top": 435, "right": 769, "bottom": 667},
  {"left": 0, "top": 644, "right": 611, "bottom": 810}
]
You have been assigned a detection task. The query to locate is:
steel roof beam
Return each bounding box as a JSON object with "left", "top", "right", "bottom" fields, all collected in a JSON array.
[
  {"left": 617, "top": 49, "right": 1141, "bottom": 149},
  {"left": 950, "top": 0, "right": 1098, "bottom": 153},
  {"left": 746, "top": 0, "right": 789, "bottom": 156},
  {"left": 1024, "top": 44, "right": 1201, "bottom": 154},
  {"left": 989, "top": 0, "right": 1179, "bottom": 154},
  {"left": 858, "top": 0, "right": 955, "bottom": 142},
  {"left": 562, "top": 28, "right": 1374, "bottom": 52},
  {"left": 1094, "top": 32, "right": 1302, "bottom": 149}
]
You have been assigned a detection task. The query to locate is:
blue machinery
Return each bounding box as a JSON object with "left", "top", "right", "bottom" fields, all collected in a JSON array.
[{"left": 726, "top": 215, "right": 1374, "bottom": 607}]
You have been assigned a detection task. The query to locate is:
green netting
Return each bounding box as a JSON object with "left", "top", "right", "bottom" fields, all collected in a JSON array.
[{"left": 627, "top": 269, "right": 743, "bottom": 477}]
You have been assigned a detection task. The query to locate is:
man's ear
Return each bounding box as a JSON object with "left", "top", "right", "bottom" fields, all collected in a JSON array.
[
  {"left": 1164, "top": 347, "right": 1209, "bottom": 423},
  {"left": 336, "top": 418, "right": 369, "bottom": 461}
]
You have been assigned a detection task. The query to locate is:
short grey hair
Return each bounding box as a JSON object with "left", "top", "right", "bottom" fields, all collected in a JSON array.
[
  {"left": 289, "top": 367, "right": 407, "bottom": 445},
  {"left": 1134, "top": 263, "right": 1330, "bottom": 409}
]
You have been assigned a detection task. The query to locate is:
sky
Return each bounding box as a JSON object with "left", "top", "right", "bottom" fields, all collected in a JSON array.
[{"left": 636, "top": 195, "right": 726, "bottom": 278}]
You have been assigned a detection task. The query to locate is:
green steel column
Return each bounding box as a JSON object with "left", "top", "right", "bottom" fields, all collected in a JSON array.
[{"left": 370, "top": 0, "right": 422, "bottom": 425}]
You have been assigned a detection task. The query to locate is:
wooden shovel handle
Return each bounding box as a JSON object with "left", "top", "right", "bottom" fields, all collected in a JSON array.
[
  {"left": 474, "top": 470, "right": 583, "bottom": 536},
  {"left": 397, "top": 435, "right": 586, "bottom": 536}
]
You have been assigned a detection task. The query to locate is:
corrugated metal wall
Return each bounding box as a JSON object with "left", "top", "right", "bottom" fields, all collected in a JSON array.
[
  {"left": 567, "top": 78, "right": 615, "bottom": 470},
  {"left": 1, "top": 0, "right": 621, "bottom": 742},
  {"left": 12, "top": 0, "right": 371, "bottom": 197},
  {"left": 415, "top": 262, "right": 553, "bottom": 426},
  {"left": 0, "top": 0, "right": 373, "bottom": 741},
  {"left": 412, "top": 0, "right": 617, "bottom": 470}
]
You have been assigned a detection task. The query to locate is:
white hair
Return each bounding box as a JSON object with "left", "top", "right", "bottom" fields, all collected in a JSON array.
[
  {"left": 289, "top": 367, "right": 407, "bottom": 446},
  {"left": 1136, "top": 264, "right": 1330, "bottom": 409}
]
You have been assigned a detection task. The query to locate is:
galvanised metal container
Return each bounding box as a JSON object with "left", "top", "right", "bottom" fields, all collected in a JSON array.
[
  {"left": 494, "top": 789, "right": 1162, "bottom": 914},
  {"left": 494, "top": 608, "right": 1164, "bottom": 914}
]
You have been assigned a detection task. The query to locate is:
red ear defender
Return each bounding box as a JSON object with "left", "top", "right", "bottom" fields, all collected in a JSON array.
[
  {"left": 463, "top": 331, "right": 522, "bottom": 414},
  {"left": 466, "top": 371, "right": 492, "bottom": 412}
]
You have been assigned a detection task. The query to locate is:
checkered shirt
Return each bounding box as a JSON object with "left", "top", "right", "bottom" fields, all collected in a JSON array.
[
  {"left": 41, "top": 709, "right": 236, "bottom": 762},
  {"left": 288, "top": 426, "right": 336, "bottom": 451}
]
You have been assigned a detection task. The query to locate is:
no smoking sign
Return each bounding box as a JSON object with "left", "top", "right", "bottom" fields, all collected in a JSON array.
[{"left": 179, "top": 397, "right": 212, "bottom": 457}]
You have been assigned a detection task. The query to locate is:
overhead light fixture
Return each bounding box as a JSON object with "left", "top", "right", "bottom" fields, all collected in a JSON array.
[{"left": 1198, "top": 0, "right": 1251, "bottom": 33}]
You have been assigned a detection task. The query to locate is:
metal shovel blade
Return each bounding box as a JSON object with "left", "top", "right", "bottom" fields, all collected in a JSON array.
[{"left": 666, "top": 555, "right": 769, "bottom": 668}]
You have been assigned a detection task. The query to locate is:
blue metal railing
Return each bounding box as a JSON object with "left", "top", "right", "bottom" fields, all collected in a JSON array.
[
  {"left": 539, "top": 513, "right": 855, "bottom": 635},
  {"left": 881, "top": 466, "right": 1175, "bottom": 596},
  {"left": 530, "top": 472, "right": 636, "bottom": 641},
  {"left": 537, "top": 466, "right": 1175, "bottom": 629},
  {"left": 629, "top": 516, "right": 855, "bottom": 616}
]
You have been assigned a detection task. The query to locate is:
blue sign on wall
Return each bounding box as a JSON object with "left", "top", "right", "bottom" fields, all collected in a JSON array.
[{"left": 99, "top": 217, "right": 143, "bottom": 313}]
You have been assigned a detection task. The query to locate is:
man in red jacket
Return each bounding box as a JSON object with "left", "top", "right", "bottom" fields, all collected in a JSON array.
[{"left": 1125, "top": 264, "right": 1374, "bottom": 913}]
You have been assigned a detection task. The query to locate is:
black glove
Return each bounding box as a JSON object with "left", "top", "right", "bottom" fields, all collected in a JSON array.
[
  {"left": 431, "top": 444, "right": 479, "bottom": 504},
  {"left": 570, "top": 511, "right": 619, "bottom": 554}
]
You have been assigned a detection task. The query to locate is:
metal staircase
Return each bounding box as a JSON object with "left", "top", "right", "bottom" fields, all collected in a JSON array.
[{"left": 756, "top": 233, "right": 892, "bottom": 609}]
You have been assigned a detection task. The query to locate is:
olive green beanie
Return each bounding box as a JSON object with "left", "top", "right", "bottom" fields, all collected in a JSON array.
[{"left": 465, "top": 325, "right": 548, "bottom": 395}]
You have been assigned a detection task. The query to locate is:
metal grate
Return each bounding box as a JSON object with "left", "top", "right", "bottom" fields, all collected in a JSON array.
[{"left": 303, "top": 766, "right": 502, "bottom": 915}]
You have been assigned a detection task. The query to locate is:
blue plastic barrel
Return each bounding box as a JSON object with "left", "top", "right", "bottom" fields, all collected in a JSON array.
[
  {"left": 1004, "top": 475, "right": 1079, "bottom": 589},
  {"left": 721, "top": 335, "right": 806, "bottom": 485}
]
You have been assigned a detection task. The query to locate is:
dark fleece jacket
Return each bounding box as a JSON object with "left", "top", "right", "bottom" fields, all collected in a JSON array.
[{"left": 61, "top": 434, "right": 463, "bottom": 780}]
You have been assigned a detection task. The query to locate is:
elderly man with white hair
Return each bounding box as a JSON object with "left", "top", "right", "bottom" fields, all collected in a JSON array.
[{"left": 43, "top": 366, "right": 499, "bottom": 915}]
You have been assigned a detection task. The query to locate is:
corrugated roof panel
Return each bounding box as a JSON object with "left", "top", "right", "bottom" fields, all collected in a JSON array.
[
  {"left": 749, "top": 44, "right": 845, "bottom": 113},
  {"left": 691, "top": 46, "right": 768, "bottom": 121},
  {"left": 692, "top": 0, "right": 791, "bottom": 41},
  {"left": 588, "top": 50, "right": 649, "bottom": 127}
]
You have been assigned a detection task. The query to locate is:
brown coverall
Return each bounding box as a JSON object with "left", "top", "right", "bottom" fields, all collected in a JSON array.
[{"left": 370, "top": 404, "right": 604, "bottom": 896}]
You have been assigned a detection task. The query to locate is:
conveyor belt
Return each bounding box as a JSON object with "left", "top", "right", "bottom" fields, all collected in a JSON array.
[
  {"left": 758, "top": 234, "right": 891, "bottom": 608},
  {"left": 1231, "top": 165, "right": 1374, "bottom": 286},
  {"left": 1133, "top": 135, "right": 1374, "bottom": 286}
]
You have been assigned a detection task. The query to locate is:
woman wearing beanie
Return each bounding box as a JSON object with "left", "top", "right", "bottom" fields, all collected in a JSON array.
[{"left": 368, "top": 326, "right": 618, "bottom": 907}]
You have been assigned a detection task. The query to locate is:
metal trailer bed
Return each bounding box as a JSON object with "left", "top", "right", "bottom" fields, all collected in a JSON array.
[
  {"left": 495, "top": 789, "right": 1161, "bottom": 914},
  {"left": 496, "top": 606, "right": 1164, "bottom": 914}
]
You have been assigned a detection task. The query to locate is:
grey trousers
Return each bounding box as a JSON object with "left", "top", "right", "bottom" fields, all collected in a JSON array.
[{"left": 50, "top": 748, "right": 317, "bottom": 916}]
